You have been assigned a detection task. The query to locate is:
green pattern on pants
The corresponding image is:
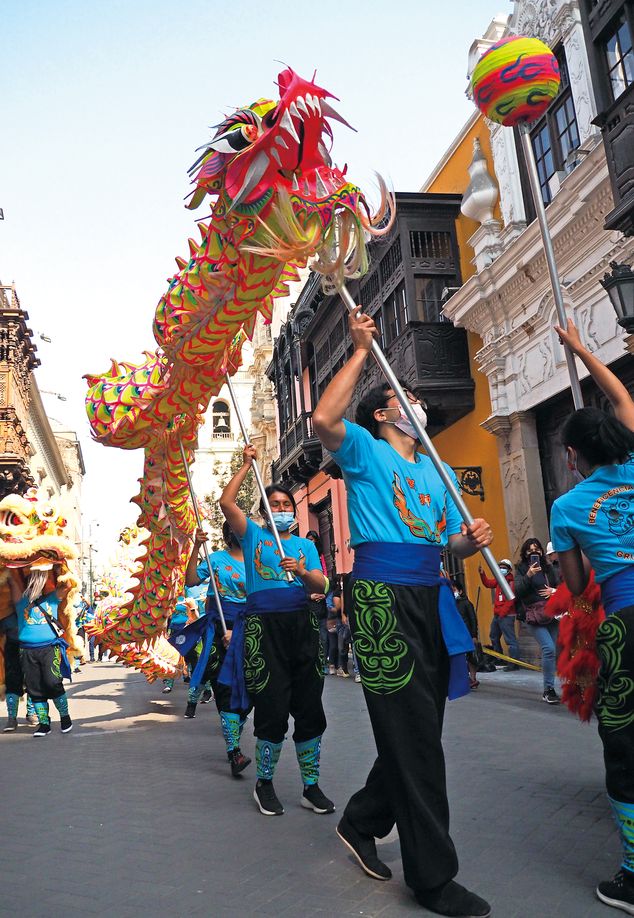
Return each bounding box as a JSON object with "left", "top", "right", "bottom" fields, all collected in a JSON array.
[
  {"left": 244, "top": 616, "right": 270, "bottom": 695},
  {"left": 597, "top": 615, "right": 634, "bottom": 731},
  {"left": 352, "top": 579, "right": 415, "bottom": 695},
  {"left": 309, "top": 609, "right": 325, "bottom": 679},
  {"left": 50, "top": 646, "right": 62, "bottom": 681}
]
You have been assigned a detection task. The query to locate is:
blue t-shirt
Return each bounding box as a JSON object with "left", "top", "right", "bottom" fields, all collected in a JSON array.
[
  {"left": 240, "top": 518, "right": 321, "bottom": 595},
  {"left": 169, "top": 597, "right": 190, "bottom": 631},
  {"left": 15, "top": 592, "right": 60, "bottom": 646},
  {"left": 331, "top": 420, "right": 463, "bottom": 547},
  {"left": 550, "top": 457, "right": 634, "bottom": 583},
  {"left": 197, "top": 551, "right": 247, "bottom": 604}
]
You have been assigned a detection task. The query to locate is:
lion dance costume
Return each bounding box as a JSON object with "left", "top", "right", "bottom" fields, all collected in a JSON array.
[{"left": 84, "top": 68, "right": 392, "bottom": 679}]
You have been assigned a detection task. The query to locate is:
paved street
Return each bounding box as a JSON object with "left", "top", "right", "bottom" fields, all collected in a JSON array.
[{"left": 1, "top": 661, "right": 620, "bottom": 918}]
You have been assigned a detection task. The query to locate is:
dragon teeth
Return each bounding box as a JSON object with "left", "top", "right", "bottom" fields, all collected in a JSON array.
[
  {"left": 315, "top": 171, "right": 328, "bottom": 197},
  {"left": 289, "top": 101, "right": 302, "bottom": 121},
  {"left": 292, "top": 173, "right": 300, "bottom": 191},
  {"left": 275, "top": 135, "right": 289, "bottom": 149},
  {"left": 296, "top": 95, "right": 309, "bottom": 116},
  {"left": 271, "top": 147, "right": 282, "bottom": 167},
  {"left": 280, "top": 109, "right": 300, "bottom": 143}
]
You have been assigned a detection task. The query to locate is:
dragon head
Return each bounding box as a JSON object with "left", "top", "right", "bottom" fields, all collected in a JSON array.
[
  {"left": 188, "top": 67, "right": 393, "bottom": 283},
  {"left": 0, "top": 489, "right": 77, "bottom": 571}
]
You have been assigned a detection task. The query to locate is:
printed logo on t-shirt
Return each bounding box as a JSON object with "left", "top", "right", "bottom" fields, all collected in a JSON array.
[
  {"left": 392, "top": 472, "right": 446, "bottom": 543},
  {"left": 588, "top": 485, "right": 634, "bottom": 548},
  {"left": 254, "top": 541, "right": 304, "bottom": 580}
]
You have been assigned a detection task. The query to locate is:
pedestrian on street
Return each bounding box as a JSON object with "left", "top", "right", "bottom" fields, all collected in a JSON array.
[
  {"left": 7, "top": 564, "right": 74, "bottom": 737},
  {"left": 545, "top": 541, "right": 563, "bottom": 585},
  {"left": 219, "top": 452, "right": 334, "bottom": 818},
  {"left": 514, "top": 538, "right": 559, "bottom": 704},
  {"left": 312, "top": 309, "right": 493, "bottom": 918},
  {"left": 479, "top": 559, "right": 519, "bottom": 670},
  {"left": 184, "top": 521, "right": 252, "bottom": 777},
  {"left": 550, "top": 319, "right": 634, "bottom": 914},
  {"left": 161, "top": 595, "right": 198, "bottom": 697},
  {"left": 452, "top": 581, "right": 479, "bottom": 689}
]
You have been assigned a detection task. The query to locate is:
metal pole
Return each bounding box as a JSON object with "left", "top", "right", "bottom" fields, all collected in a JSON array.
[
  {"left": 518, "top": 123, "right": 584, "bottom": 410},
  {"left": 178, "top": 439, "right": 227, "bottom": 634},
  {"left": 224, "top": 374, "right": 294, "bottom": 582},
  {"left": 338, "top": 283, "right": 515, "bottom": 602}
]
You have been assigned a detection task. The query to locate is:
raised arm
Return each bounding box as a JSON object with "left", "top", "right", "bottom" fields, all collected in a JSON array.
[
  {"left": 185, "top": 527, "right": 208, "bottom": 587},
  {"left": 218, "top": 445, "right": 255, "bottom": 538},
  {"left": 312, "top": 310, "right": 377, "bottom": 451},
  {"left": 556, "top": 319, "right": 634, "bottom": 431}
]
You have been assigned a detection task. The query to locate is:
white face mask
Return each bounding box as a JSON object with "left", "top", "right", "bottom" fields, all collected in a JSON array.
[{"left": 393, "top": 403, "right": 428, "bottom": 440}]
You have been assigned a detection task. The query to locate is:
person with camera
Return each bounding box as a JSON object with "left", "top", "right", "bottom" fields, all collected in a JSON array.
[{"left": 514, "top": 538, "right": 559, "bottom": 704}]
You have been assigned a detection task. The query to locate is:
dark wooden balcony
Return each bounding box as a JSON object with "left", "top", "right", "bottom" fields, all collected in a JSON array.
[
  {"left": 271, "top": 411, "right": 323, "bottom": 486},
  {"left": 597, "top": 82, "right": 634, "bottom": 236}
]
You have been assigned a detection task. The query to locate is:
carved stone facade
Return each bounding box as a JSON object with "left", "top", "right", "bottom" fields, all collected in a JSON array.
[{"left": 444, "top": 0, "right": 634, "bottom": 557}]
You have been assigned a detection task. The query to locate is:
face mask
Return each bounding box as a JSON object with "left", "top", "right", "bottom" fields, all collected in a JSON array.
[
  {"left": 384, "top": 403, "right": 428, "bottom": 440},
  {"left": 272, "top": 511, "right": 295, "bottom": 532}
]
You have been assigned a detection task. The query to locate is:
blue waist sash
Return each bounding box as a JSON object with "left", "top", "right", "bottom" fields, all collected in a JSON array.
[
  {"left": 205, "top": 597, "right": 243, "bottom": 627},
  {"left": 353, "top": 542, "right": 472, "bottom": 700},
  {"left": 219, "top": 585, "right": 309, "bottom": 710},
  {"left": 601, "top": 567, "right": 634, "bottom": 616}
]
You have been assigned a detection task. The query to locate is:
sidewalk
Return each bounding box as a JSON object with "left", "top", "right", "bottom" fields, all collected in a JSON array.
[{"left": 0, "top": 660, "right": 619, "bottom": 917}]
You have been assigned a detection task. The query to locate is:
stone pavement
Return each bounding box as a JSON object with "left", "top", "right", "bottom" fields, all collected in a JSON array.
[{"left": 0, "top": 661, "right": 621, "bottom": 918}]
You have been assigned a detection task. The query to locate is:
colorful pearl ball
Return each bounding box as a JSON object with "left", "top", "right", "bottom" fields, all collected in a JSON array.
[{"left": 471, "top": 35, "right": 561, "bottom": 126}]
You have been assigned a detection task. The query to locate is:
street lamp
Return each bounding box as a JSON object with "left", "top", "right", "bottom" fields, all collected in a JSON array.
[{"left": 600, "top": 261, "right": 634, "bottom": 333}]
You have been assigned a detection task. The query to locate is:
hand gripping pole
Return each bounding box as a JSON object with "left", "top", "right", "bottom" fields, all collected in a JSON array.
[{"left": 337, "top": 283, "right": 514, "bottom": 602}]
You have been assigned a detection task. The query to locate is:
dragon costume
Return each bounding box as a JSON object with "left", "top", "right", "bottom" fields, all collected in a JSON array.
[
  {"left": 0, "top": 489, "right": 80, "bottom": 696},
  {"left": 85, "top": 67, "right": 391, "bottom": 678}
]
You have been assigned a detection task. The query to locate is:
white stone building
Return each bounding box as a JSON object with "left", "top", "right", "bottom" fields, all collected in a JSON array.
[{"left": 425, "top": 0, "right": 634, "bottom": 555}]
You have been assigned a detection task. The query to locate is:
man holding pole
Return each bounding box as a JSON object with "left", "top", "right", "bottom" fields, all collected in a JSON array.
[{"left": 312, "top": 310, "right": 493, "bottom": 918}]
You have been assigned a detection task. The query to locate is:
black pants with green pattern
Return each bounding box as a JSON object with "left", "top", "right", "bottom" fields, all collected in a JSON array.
[
  {"left": 244, "top": 608, "right": 326, "bottom": 745},
  {"left": 344, "top": 579, "right": 458, "bottom": 894},
  {"left": 596, "top": 605, "right": 634, "bottom": 803}
]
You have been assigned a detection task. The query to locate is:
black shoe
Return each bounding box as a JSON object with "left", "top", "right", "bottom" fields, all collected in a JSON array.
[
  {"left": 183, "top": 675, "right": 190, "bottom": 684},
  {"left": 542, "top": 687, "right": 560, "bottom": 704},
  {"left": 301, "top": 784, "right": 335, "bottom": 814},
  {"left": 33, "top": 722, "right": 51, "bottom": 737},
  {"left": 184, "top": 702, "right": 197, "bottom": 718},
  {"left": 60, "top": 715, "right": 73, "bottom": 733},
  {"left": 253, "top": 779, "right": 284, "bottom": 816},
  {"left": 415, "top": 880, "right": 491, "bottom": 917},
  {"left": 503, "top": 664, "right": 519, "bottom": 672},
  {"left": 228, "top": 748, "right": 251, "bottom": 777},
  {"left": 201, "top": 688, "right": 213, "bottom": 704},
  {"left": 336, "top": 815, "right": 392, "bottom": 880},
  {"left": 596, "top": 869, "right": 634, "bottom": 914}
]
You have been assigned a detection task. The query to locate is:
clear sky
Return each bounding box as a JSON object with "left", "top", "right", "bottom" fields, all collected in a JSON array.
[{"left": 1, "top": 0, "right": 510, "bottom": 555}]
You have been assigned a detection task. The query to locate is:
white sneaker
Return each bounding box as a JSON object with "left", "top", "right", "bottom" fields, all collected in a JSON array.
[
  {"left": 336, "top": 668, "right": 350, "bottom": 678},
  {"left": 354, "top": 674, "right": 361, "bottom": 683}
]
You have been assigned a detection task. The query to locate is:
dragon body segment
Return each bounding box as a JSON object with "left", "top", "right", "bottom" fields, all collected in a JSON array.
[{"left": 85, "top": 68, "right": 392, "bottom": 678}]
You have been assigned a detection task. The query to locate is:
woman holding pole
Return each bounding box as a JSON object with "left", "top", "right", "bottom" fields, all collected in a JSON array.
[
  {"left": 549, "top": 320, "right": 634, "bottom": 914},
  {"left": 312, "top": 309, "right": 493, "bottom": 918},
  {"left": 219, "top": 448, "right": 334, "bottom": 818}
]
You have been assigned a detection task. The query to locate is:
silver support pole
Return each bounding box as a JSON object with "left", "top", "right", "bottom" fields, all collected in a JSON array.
[
  {"left": 338, "top": 283, "right": 515, "bottom": 602},
  {"left": 179, "top": 439, "right": 227, "bottom": 634},
  {"left": 224, "top": 374, "right": 294, "bottom": 583},
  {"left": 518, "top": 123, "right": 584, "bottom": 410}
]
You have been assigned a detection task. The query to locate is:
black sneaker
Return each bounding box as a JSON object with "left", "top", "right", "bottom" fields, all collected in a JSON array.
[
  {"left": 301, "top": 784, "right": 335, "bottom": 814},
  {"left": 33, "top": 722, "right": 51, "bottom": 737},
  {"left": 201, "top": 688, "right": 213, "bottom": 704},
  {"left": 415, "top": 880, "right": 491, "bottom": 917},
  {"left": 336, "top": 815, "right": 392, "bottom": 880},
  {"left": 184, "top": 702, "right": 197, "bottom": 718},
  {"left": 228, "top": 748, "right": 251, "bottom": 777},
  {"left": 60, "top": 715, "right": 73, "bottom": 733},
  {"left": 542, "top": 687, "right": 560, "bottom": 704},
  {"left": 253, "top": 779, "right": 284, "bottom": 816},
  {"left": 3, "top": 717, "right": 18, "bottom": 732},
  {"left": 597, "top": 869, "right": 634, "bottom": 914}
]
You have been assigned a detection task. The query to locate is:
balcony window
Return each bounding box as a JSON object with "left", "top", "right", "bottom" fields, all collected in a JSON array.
[
  {"left": 604, "top": 13, "right": 634, "bottom": 100},
  {"left": 527, "top": 47, "right": 580, "bottom": 206},
  {"left": 383, "top": 282, "right": 408, "bottom": 345},
  {"left": 414, "top": 275, "right": 455, "bottom": 323},
  {"left": 212, "top": 399, "right": 231, "bottom": 438}
]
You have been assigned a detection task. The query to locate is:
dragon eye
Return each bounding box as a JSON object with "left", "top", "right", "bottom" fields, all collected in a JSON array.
[{"left": 0, "top": 511, "right": 22, "bottom": 527}]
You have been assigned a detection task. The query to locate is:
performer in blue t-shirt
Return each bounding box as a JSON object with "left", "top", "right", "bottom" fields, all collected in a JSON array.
[
  {"left": 220, "top": 451, "right": 333, "bottom": 818},
  {"left": 0, "top": 609, "right": 38, "bottom": 731},
  {"left": 549, "top": 320, "right": 634, "bottom": 913},
  {"left": 184, "top": 520, "right": 252, "bottom": 777},
  {"left": 312, "top": 310, "right": 493, "bottom": 918}
]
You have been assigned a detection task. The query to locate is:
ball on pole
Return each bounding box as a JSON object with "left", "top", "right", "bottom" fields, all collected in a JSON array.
[{"left": 471, "top": 35, "right": 561, "bottom": 126}]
